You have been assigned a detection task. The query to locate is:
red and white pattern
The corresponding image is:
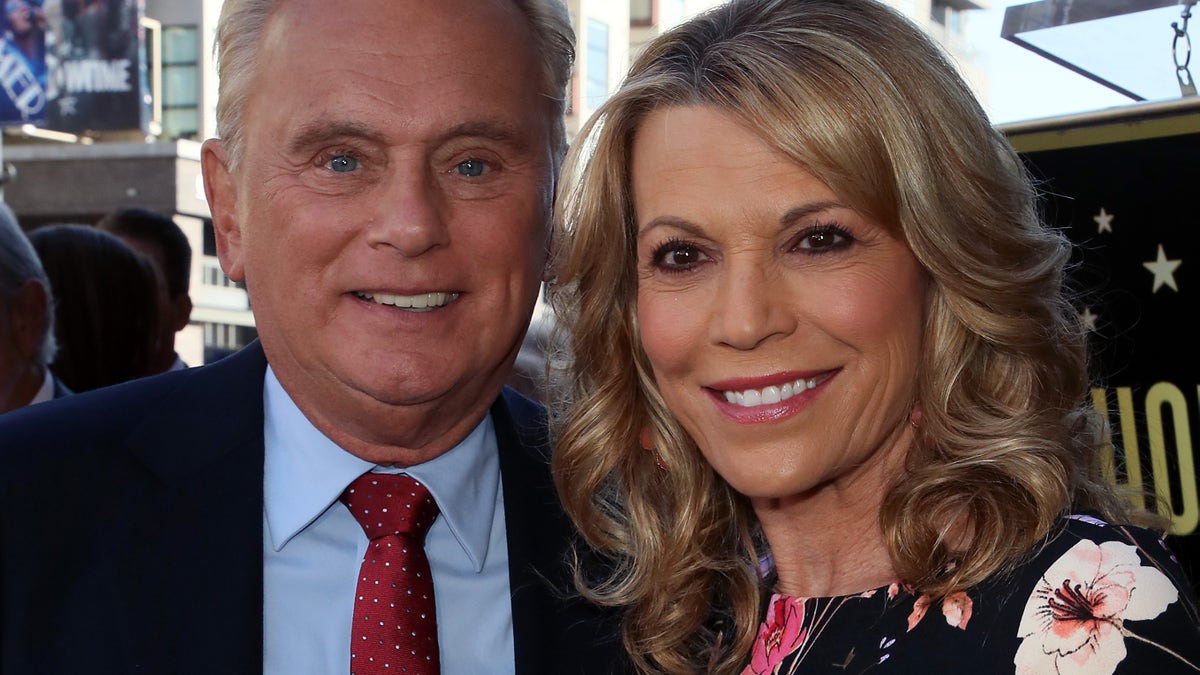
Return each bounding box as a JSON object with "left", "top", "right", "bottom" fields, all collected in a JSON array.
[{"left": 342, "top": 473, "right": 441, "bottom": 675}]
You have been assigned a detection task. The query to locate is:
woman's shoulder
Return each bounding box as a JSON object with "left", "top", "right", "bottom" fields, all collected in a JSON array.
[
  {"left": 994, "top": 512, "right": 1200, "bottom": 673},
  {"left": 1049, "top": 512, "right": 1175, "bottom": 552},
  {"left": 1023, "top": 513, "right": 1195, "bottom": 607}
]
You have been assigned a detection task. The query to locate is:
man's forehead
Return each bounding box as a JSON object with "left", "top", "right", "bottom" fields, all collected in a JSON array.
[
  {"left": 262, "top": 0, "right": 532, "bottom": 46},
  {"left": 249, "top": 1, "right": 546, "bottom": 111}
]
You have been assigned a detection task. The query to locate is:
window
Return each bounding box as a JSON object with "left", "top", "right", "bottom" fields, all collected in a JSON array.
[
  {"left": 203, "top": 323, "right": 257, "bottom": 363},
  {"left": 161, "top": 26, "right": 200, "bottom": 140},
  {"left": 930, "top": 0, "right": 956, "bottom": 29},
  {"left": 631, "top": 0, "right": 652, "bottom": 25},
  {"left": 585, "top": 19, "right": 609, "bottom": 107}
]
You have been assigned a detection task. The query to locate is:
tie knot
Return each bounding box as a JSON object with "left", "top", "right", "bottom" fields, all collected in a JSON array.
[{"left": 341, "top": 473, "right": 439, "bottom": 541}]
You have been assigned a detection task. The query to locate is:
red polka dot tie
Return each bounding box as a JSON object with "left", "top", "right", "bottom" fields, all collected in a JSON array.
[{"left": 341, "top": 474, "right": 441, "bottom": 674}]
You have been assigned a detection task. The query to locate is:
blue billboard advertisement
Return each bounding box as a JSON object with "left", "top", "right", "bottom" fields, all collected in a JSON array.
[
  {"left": 1, "top": 0, "right": 148, "bottom": 132},
  {"left": 0, "top": 0, "right": 49, "bottom": 124},
  {"left": 47, "top": 0, "right": 147, "bottom": 132}
]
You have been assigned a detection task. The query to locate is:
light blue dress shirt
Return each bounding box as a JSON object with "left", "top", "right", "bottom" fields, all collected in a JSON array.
[{"left": 262, "top": 368, "right": 516, "bottom": 674}]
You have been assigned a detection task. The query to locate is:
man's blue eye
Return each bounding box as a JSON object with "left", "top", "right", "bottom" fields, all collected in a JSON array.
[
  {"left": 329, "top": 155, "right": 358, "bottom": 172},
  {"left": 455, "top": 159, "right": 485, "bottom": 177}
]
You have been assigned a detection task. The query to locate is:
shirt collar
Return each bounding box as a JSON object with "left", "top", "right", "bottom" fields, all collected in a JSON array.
[
  {"left": 262, "top": 367, "right": 501, "bottom": 572},
  {"left": 28, "top": 367, "right": 53, "bottom": 406}
]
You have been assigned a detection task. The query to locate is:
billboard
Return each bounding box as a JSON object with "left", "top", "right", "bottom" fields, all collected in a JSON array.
[
  {"left": 1005, "top": 102, "right": 1200, "bottom": 588},
  {"left": 0, "top": 0, "right": 148, "bottom": 132},
  {"left": 0, "top": 0, "right": 49, "bottom": 124}
]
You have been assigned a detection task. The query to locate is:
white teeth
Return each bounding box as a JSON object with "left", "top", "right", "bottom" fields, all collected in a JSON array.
[
  {"left": 357, "top": 291, "right": 459, "bottom": 311},
  {"left": 722, "top": 376, "right": 820, "bottom": 407}
]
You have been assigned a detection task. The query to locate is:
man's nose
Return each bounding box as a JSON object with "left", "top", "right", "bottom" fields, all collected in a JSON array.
[{"left": 366, "top": 171, "right": 450, "bottom": 257}]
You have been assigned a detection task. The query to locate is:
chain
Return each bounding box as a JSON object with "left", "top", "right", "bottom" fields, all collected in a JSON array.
[{"left": 1173, "top": 2, "right": 1197, "bottom": 95}]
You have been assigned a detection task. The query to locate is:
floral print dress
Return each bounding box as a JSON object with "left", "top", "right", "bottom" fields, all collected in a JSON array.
[{"left": 743, "top": 515, "right": 1200, "bottom": 674}]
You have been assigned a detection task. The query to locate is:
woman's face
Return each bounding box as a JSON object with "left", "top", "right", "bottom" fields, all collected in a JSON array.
[
  {"left": 632, "top": 105, "right": 926, "bottom": 505},
  {"left": 5, "top": 0, "right": 31, "bottom": 34}
]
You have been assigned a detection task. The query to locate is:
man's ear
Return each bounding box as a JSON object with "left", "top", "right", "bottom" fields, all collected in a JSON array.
[
  {"left": 169, "top": 294, "right": 193, "bottom": 333},
  {"left": 201, "top": 138, "right": 246, "bottom": 282},
  {"left": 11, "top": 279, "right": 48, "bottom": 360}
]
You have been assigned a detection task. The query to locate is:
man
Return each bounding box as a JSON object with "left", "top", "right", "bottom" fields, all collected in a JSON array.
[
  {"left": 97, "top": 206, "right": 194, "bottom": 372},
  {"left": 0, "top": 201, "right": 68, "bottom": 412},
  {"left": 0, "top": 1, "right": 624, "bottom": 673}
]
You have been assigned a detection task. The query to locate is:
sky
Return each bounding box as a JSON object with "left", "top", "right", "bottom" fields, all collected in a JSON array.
[{"left": 964, "top": 0, "right": 1137, "bottom": 125}]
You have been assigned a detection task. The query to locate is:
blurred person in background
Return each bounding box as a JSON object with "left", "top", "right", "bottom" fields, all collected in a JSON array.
[
  {"left": 0, "top": 201, "right": 68, "bottom": 412},
  {"left": 2, "top": 0, "right": 46, "bottom": 64},
  {"left": 28, "top": 223, "right": 160, "bottom": 392},
  {"left": 98, "top": 207, "right": 194, "bottom": 372}
]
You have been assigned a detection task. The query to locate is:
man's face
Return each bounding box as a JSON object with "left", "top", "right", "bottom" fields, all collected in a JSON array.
[
  {"left": 203, "top": 0, "right": 555, "bottom": 461},
  {"left": 0, "top": 294, "right": 19, "bottom": 406},
  {"left": 0, "top": 278, "right": 47, "bottom": 412}
]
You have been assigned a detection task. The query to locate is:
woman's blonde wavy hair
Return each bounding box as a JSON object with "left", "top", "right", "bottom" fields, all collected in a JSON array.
[{"left": 547, "top": 0, "right": 1152, "bottom": 673}]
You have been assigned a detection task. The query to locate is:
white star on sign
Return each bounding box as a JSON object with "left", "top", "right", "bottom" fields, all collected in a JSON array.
[
  {"left": 1093, "top": 207, "right": 1114, "bottom": 234},
  {"left": 1143, "top": 244, "right": 1182, "bottom": 293},
  {"left": 1079, "top": 307, "right": 1098, "bottom": 332}
]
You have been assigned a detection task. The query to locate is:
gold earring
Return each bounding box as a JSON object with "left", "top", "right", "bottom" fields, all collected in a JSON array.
[
  {"left": 909, "top": 405, "right": 922, "bottom": 430},
  {"left": 640, "top": 427, "right": 667, "bottom": 471}
]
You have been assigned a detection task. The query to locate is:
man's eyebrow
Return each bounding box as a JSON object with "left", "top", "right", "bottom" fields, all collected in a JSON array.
[
  {"left": 287, "top": 121, "right": 387, "bottom": 154},
  {"left": 432, "top": 119, "right": 533, "bottom": 151},
  {"left": 285, "top": 119, "right": 537, "bottom": 155}
]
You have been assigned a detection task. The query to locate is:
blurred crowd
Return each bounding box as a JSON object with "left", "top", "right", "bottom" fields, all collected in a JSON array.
[{"left": 0, "top": 202, "right": 193, "bottom": 413}]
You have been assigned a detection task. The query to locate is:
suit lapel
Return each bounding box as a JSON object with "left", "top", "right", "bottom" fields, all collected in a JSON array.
[
  {"left": 495, "top": 389, "right": 626, "bottom": 674},
  {"left": 113, "top": 342, "right": 268, "bottom": 672},
  {"left": 495, "top": 389, "right": 560, "bottom": 671}
]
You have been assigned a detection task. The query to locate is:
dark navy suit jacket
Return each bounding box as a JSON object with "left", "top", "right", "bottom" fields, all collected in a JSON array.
[{"left": 0, "top": 341, "right": 624, "bottom": 674}]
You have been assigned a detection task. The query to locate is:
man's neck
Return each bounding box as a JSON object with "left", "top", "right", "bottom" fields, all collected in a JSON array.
[
  {"left": 151, "top": 344, "right": 178, "bottom": 375},
  {"left": 2, "top": 363, "right": 46, "bottom": 413}
]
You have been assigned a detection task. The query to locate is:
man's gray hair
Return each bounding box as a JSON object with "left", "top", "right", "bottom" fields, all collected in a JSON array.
[
  {"left": 0, "top": 202, "right": 56, "bottom": 366},
  {"left": 212, "top": 0, "right": 575, "bottom": 170}
]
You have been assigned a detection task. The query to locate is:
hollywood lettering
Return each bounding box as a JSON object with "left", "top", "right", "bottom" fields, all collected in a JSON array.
[{"left": 1092, "top": 383, "right": 1200, "bottom": 537}]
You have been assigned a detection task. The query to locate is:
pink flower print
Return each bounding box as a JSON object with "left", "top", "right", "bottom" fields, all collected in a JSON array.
[
  {"left": 907, "top": 594, "right": 931, "bottom": 631},
  {"left": 745, "top": 594, "right": 807, "bottom": 675},
  {"left": 941, "top": 591, "right": 973, "bottom": 629},
  {"left": 1014, "top": 539, "right": 1182, "bottom": 675}
]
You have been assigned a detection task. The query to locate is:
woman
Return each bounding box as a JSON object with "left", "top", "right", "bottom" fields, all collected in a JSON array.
[{"left": 547, "top": 0, "right": 1200, "bottom": 673}]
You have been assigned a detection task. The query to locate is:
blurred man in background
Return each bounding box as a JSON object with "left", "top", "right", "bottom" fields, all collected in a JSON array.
[
  {"left": 98, "top": 206, "right": 193, "bottom": 372},
  {"left": 0, "top": 201, "right": 68, "bottom": 412}
]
